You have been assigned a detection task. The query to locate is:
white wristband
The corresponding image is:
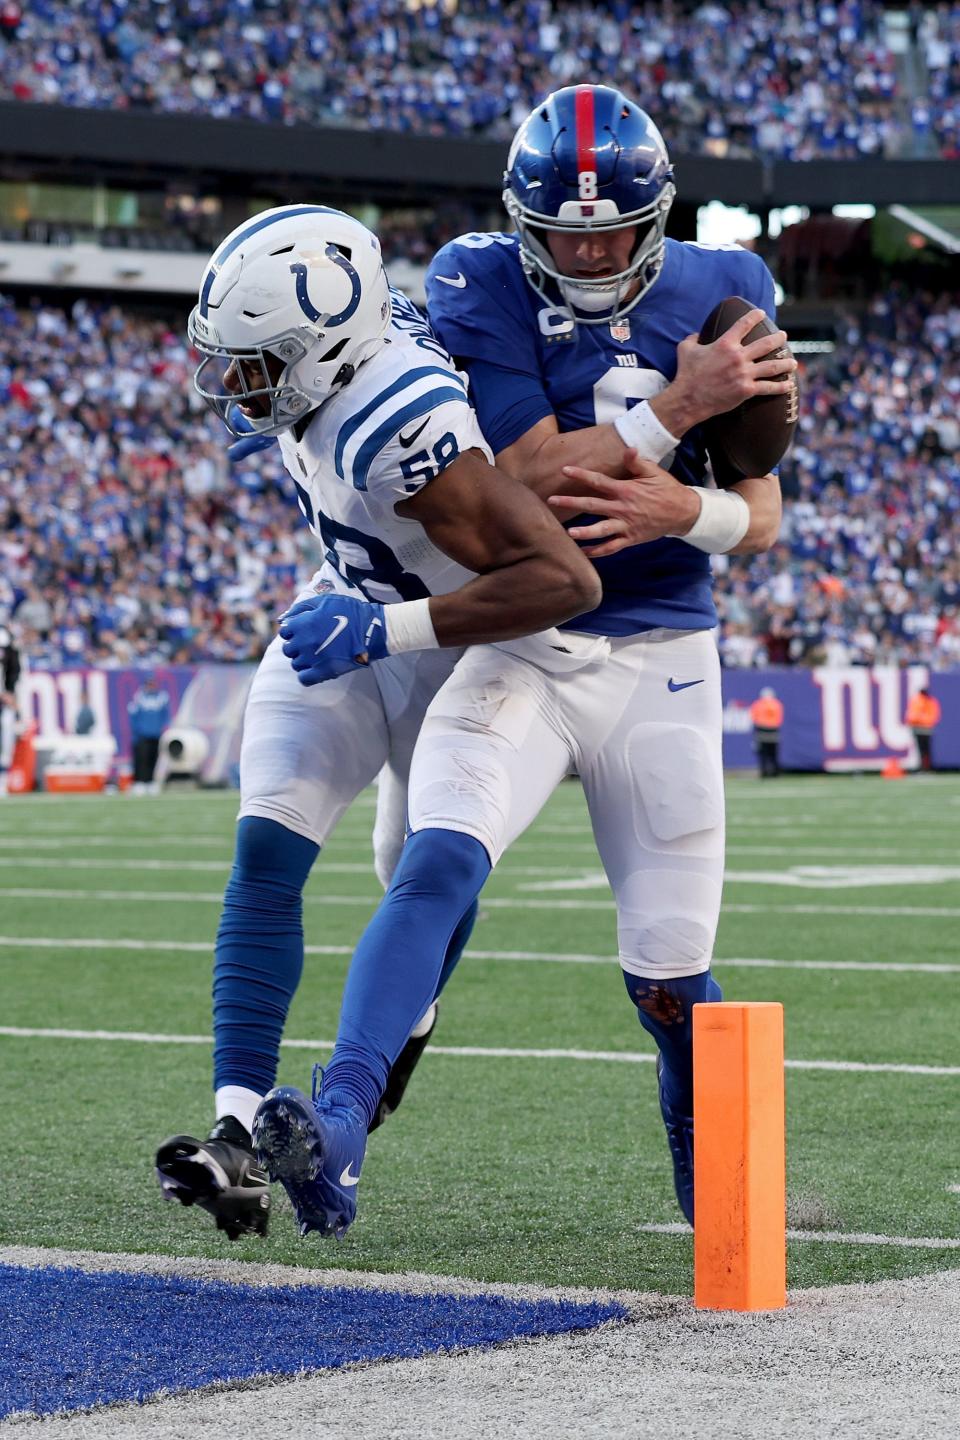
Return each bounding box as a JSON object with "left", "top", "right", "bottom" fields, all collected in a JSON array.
[
  {"left": 384, "top": 598, "right": 439, "bottom": 654},
  {"left": 675, "top": 486, "right": 750, "bottom": 554},
  {"left": 612, "top": 400, "right": 680, "bottom": 462}
]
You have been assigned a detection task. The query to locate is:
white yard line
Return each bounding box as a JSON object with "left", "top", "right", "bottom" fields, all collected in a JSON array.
[
  {"left": 2, "top": 844, "right": 946, "bottom": 864},
  {"left": 0, "top": 935, "right": 955, "bottom": 976},
  {"left": 639, "top": 1223, "right": 960, "bottom": 1250},
  {"left": 2, "top": 886, "right": 960, "bottom": 918},
  {"left": 0, "top": 857, "right": 576, "bottom": 878},
  {"left": 722, "top": 903, "right": 960, "bottom": 918},
  {"left": 2, "top": 1025, "right": 958, "bottom": 1076}
]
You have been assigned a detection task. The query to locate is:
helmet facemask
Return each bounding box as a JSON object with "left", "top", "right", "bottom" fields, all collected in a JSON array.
[
  {"left": 504, "top": 182, "right": 676, "bottom": 325},
  {"left": 190, "top": 323, "right": 312, "bottom": 436},
  {"left": 188, "top": 319, "right": 361, "bottom": 437}
]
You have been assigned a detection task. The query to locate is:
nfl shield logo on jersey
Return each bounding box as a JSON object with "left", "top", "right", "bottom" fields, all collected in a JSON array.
[{"left": 609, "top": 319, "right": 631, "bottom": 343}]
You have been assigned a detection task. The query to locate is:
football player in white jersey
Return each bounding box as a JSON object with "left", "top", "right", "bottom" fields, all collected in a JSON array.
[{"left": 155, "top": 204, "right": 599, "bottom": 1239}]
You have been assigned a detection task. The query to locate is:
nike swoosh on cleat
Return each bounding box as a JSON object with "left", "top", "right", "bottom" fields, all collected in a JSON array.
[
  {"left": 339, "top": 1163, "right": 361, "bottom": 1187},
  {"left": 667, "top": 677, "right": 705, "bottom": 692},
  {"left": 398, "top": 418, "right": 430, "bottom": 448},
  {"left": 314, "top": 615, "right": 349, "bottom": 654},
  {"left": 435, "top": 273, "right": 467, "bottom": 288}
]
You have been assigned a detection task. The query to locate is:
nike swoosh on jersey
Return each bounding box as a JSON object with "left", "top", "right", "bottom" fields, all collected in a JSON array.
[
  {"left": 435, "top": 273, "right": 467, "bottom": 288},
  {"left": 667, "top": 677, "right": 705, "bottom": 692},
  {"left": 339, "top": 1163, "right": 361, "bottom": 1187},
  {"left": 314, "top": 615, "right": 350, "bottom": 654},
  {"left": 398, "top": 418, "right": 430, "bottom": 448}
]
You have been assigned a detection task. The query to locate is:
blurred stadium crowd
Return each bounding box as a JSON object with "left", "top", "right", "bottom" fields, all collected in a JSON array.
[
  {"left": 1, "top": 0, "right": 959, "bottom": 160},
  {"left": 2, "top": 285, "right": 958, "bottom": 673}
]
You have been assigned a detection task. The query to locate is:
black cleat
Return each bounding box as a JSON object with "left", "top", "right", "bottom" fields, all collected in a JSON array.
[
  {"left": 369, "top": 1002, "right": 438, "bottom": 1133},
  {"left": 156, "top": 1114, "right": 271, "bottom": 1240}
]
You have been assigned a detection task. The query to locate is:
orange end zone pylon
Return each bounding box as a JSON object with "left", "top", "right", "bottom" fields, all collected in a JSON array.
[{"left": 693, "top": 1001, "right": 786, "bottom": 1311}]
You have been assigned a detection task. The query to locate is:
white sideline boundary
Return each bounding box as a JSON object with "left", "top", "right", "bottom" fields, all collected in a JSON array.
[
  {"left": 0, "top": 1244, "right": 648, "bottom": 1309},
  {"left": 2, "top": 1025, "right": 959, "bottom": 1076},
  {"left": 639, "top": 1223, "right": 960, "bottom": 1251},
  {"left": 2, "top": 885, "right": 960, "bottom": 918},
  {"left": 0, "top": 935, "right": 957, "bottom": 976}
]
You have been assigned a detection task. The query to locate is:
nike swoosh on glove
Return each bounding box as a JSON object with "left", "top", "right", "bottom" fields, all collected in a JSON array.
[
  {"left": 279, "top": 595, "right": 388, "bottom": 685},
  {"left": 226, "top": 404, "right": 277, "bottom": 462}
]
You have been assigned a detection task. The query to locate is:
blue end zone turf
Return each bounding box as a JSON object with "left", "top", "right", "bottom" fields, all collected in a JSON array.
[{"left": 0, "top": 1263, "right": 627, "bottom": 1418}]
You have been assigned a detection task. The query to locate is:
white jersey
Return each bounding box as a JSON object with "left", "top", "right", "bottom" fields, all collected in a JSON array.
[{"left": 277, "top": 288, "right": 491, "bottom": 606}]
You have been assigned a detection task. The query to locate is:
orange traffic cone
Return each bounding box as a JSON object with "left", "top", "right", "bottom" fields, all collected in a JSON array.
[
  {"left": 6, "top": 721, "right": 38, "bottom": 793},
  {"left": 881, "top": 757, "right": 905, "bottom": 780}
]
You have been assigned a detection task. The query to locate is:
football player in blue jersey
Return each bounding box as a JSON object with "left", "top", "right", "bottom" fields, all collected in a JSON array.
[
  {"left": 155, "top": 204, "right": 599, "bottom": 1240},
  {"left": 251, "top": 89, "right": 797, "bottom": 1240}
]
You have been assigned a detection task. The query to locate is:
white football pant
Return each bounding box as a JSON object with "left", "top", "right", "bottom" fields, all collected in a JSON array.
[
  {"left": 239, "top": 566, "right": 459, "bottom": 875},
  {"left": 407, "top": 627, "right": 725, "bottom": 980}
]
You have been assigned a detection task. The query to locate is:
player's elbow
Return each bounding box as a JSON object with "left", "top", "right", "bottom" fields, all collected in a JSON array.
[
  {"left": 743, "top": 514, "right": 782, "bottom": 553},
  {"left": 552, "top": 551, "right": 603, "bottom": 618}
]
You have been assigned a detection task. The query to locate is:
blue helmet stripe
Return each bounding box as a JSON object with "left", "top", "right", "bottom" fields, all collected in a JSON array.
[
  {"left": 352, "top": 387, "right": 469, "bottom": 492},
  {"left": 334, "top": 367, "right": 466, "bottom": 480},
  {"left": 198, "top": 205, "right": 344, "bottom": 318}
]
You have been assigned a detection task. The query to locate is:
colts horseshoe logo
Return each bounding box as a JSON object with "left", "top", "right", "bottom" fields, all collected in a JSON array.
[{"left": 289, "top": 244, "right": 362, "bottom": 326}]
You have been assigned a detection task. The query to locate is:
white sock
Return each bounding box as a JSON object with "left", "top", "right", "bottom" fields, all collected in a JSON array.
[
  {"left": 410, "top": 1002, "right": 437, "bottom": 1041},
  {"left": 215, "top": 1085, "right": 263, "bottom": 1137}
]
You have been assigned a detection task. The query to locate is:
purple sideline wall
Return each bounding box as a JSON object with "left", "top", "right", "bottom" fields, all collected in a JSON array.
[
  {"left": 17, "top": 666, "right": 197, "bottom": 765},
  {"left": 722, "top": 666, "right": 958, "bottom": 770},
  {"left": 17, "top": 664, "right": 960, "bottom": 773}
]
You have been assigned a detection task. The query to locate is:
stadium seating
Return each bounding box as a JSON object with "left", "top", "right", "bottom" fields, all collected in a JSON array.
[
  {"left": 2, "top": 285, "right": 958, "bottom": 671},
  {"left": 720, "top": 288, "right": 960, "bottom": 669},
  {"left": 0, "top": 0, "right": 944, "bottom": 160}
]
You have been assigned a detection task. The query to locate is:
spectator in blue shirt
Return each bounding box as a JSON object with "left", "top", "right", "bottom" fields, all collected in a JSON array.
[{"left": 127, "top": 673, "right": 170, "bottom": 793}]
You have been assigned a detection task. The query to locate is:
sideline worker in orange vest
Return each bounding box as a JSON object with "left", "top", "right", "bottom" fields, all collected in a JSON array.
[
  {"left": 750, "top": 686, "right": 785, "bottom": 779},
  {"left": 904, "top": 687, "right": 941, "bottom": 772}
]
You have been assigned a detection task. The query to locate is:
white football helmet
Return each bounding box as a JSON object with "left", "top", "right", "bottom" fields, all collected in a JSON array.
[{"left": 188, "top": 204, "right": 392, "bottom": 436}]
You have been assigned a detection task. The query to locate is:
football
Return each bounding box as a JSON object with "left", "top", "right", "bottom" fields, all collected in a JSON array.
[{"left": 698, "top": 295, "right": 800, "bottom": 486}]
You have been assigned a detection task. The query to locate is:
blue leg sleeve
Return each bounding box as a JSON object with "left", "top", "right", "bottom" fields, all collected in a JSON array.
[
  {"left": 213, "top": 816, "right": 319, "bottom": 1096},
  {"left": 322, "top": 829, "right": 490, "bottom": 1126},
  {"left": 433, "top": 897, "right": 479, "bottom": 1000},
  {"left": 623, "top": 970, "right": 723, "bottom": 1115}
]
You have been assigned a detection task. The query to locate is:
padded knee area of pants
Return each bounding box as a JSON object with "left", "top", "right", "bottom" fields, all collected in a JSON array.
[
  {"left": 627, "top": 723, "right": 723, "bottom": 849},
  {"left": 617, "top": 866, "right": 720, "bottom": 977},
  {"left": 623, "top": 916, "right": 714, "bottom": 975}
]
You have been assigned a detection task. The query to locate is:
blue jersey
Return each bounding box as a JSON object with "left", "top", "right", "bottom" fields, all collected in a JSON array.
[{"left": 426, "top": 233, "right": 776, "bottom": 636}]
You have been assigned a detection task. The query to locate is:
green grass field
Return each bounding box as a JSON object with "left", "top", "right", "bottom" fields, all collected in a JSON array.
[{"left": 2, "top": 775, "right": 959, "bottom": 1296}]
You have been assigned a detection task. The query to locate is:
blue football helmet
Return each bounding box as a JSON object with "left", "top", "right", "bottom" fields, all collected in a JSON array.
[{"left": 503, "top": 84, "right": 676, "bottom": 324}]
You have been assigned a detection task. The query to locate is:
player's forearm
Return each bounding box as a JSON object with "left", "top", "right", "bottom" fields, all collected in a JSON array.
[
  {"left": 426, "top": 552, "right": 601, "bottom": 647},
  {"left": 498, "top": 424, "right": 631, "bottom": 500},
  {"left": 726, "top": 474, "right": 782, "bottom": 554},
  {"left": 501, "top": 404, "right": 684, "bottom": 505},
  {"left": 647, "top": 382, "right": 707, "bottom": 438}
]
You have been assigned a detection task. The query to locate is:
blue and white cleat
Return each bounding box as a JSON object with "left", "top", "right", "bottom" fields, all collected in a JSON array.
[
  {"left": 656, "top": 1056, "right": 694, "bottom": 1226},
  {"left": 252, "top": 1066, "right": 367, "bottom": 1239}
]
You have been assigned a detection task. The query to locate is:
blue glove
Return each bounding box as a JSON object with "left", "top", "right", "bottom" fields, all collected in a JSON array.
[
  {"left": 279, "top": 595, "right": 388, "bottom": 685},
  {"left": 226, "top": 403, "right": 276, "bottom": 462}
]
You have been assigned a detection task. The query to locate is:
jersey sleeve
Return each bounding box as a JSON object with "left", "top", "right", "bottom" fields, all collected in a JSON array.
[
  {"left": 426, "top": 237, "right": 554, "bottom": 454},
  {"left": 333, "top": 364, "right": 490, "bottom": 503},
  {"left": 736, "top": 249, "right": 777, "bottom": 322}
]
